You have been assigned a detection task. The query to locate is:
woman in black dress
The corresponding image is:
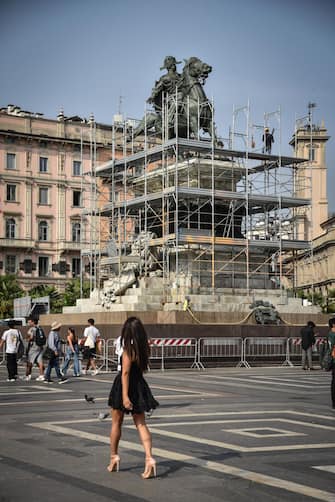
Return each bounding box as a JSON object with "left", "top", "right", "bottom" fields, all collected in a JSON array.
[{"left": 107, "top": 317, "right": 159, "bottom": 478}]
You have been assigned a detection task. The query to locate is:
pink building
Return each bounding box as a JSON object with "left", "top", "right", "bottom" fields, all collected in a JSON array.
[{"left": 0, "top": 105, "right": 114, "bottom": 291}]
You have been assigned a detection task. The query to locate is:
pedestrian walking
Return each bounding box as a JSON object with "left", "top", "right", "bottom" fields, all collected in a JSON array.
[
  {"left": 82, "top": 318, "right": 101, "bottom": 375},
  {"left": 61, "top": 327, "right": 80, "bottom": 377},
  {"left": 328, "top": 317, "right": 335, "bottom": 409},
  {"left": 0, "top": 320, "right": 23, "bottom": 381},
  {"left": 44, "top": 321, "right": 68, "bottom": 384},
  {"left": 300, "top": 320, "right": 316, "bottom": 370},
  {"left": 24, "top": 318, "right": 46, "bottom": 381},
  {"left": 107, "top": 316, "right": 159, "bottom": 478}
]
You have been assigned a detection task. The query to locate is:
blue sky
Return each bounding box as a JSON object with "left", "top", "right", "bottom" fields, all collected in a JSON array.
[{"left": 1, "top": 0, "right": 334, "bottom": 210}]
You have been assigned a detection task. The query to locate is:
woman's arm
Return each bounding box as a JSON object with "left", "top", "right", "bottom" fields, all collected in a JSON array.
[
  {"left": 121, "top": 351, "right": 133, "bottom": 411},
  {"left": 68, "top": 334, "right": 74, "bottom": 352}
]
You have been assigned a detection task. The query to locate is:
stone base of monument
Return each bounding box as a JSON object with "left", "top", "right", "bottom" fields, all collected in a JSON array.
[{"left": 63, "top": 276, "right": 319, "bottom": 316}]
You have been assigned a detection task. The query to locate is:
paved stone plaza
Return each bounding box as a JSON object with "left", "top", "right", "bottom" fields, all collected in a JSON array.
[{"left": 0, "top": 365, "right": 334, "bottom": 502}]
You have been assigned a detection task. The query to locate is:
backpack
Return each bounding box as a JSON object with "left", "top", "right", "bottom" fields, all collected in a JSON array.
[
  {"left": 321, "top": 342, "right": 334, "bottom": 371},
  {"left": 35, "top": 326, "right": 46, "bottom": 347},
  {"left": 16, "top": 331, "right": 25, "bottom": 359}
]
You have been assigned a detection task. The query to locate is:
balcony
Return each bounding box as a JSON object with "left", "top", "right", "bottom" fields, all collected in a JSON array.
[
  {"left": 58, "top": 241, "right": 89, "bottom": 252},
  {"left": 0, "top": 238, "right": 35, "bottom": 249}
]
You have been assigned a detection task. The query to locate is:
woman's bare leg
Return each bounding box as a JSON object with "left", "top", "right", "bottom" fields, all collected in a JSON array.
[
  {"left": 107, "top": 409, "right": 124, "bottom": 471},
  {"left": 110, "top": 409, "right": 124, "bottom": 455},
  {"left": 133, "top": 413, "right": 152, "bottom": 458}
]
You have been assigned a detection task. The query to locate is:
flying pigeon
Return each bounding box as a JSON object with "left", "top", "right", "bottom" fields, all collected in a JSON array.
[{"left": 85, "top": 394, "right": 95, "bottom": 404}]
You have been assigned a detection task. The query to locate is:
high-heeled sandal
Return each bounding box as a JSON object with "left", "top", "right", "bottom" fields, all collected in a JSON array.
[
  {"left": 107, "top": 454, "right": 120, "bottom": 472},
  {"left": 142, "top": 457, "right": 156, "bottom": 479}
]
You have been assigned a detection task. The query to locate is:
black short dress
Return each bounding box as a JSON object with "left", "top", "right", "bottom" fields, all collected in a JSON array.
[{"left": 108, "top": 362, "right": 159, "bottom": 414}]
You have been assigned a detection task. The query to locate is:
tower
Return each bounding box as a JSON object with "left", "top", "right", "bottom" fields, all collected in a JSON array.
[{"left": 290, "top": 119, "right": 329, "bottom": 240}]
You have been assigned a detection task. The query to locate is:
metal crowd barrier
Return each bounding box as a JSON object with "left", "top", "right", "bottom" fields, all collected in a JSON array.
[
  {"left": 197, "top": 337, "right": 243, "bottom": 369},
  {"left": 2, "top": 335, "right": 326, "bottom": 375},
  {"left": 0, "top": 345, "right": 5, "bottom": 365},
  {"left": 105, "top": 338, "right": 119, "bottom": 372},
  {"left": 242, "top": 337, "right": 289, "bottom": 368},
  {"left": 150, "top": 338, "right": 198, "bottom": 371},
  {"left": 286, "top": 336, "right": 328, "bottom": 367},
  {"left": 95, "top": 338, "right": 107, "bottom": 372}
]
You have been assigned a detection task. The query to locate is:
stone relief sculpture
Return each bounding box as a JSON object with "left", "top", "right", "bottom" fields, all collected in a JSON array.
[{"left": 101, "top": 232, "right": 158, "bottom": 308}]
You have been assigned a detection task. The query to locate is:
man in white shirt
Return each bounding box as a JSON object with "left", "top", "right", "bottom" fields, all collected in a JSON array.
[
  {"left": 0, "top": 320, "right": 22, "bottom": 381},
  {"left": 82, "top": 318, "right": 101, "bottom": 375},
  {"left": 114, "top": 335, "right": 123, "bottom": 372}
]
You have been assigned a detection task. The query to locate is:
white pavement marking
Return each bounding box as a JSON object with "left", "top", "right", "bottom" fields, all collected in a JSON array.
[
  {"left": 225, "top": 427, "right": 306, "bottom": 438},
  {"left": 147, "top": 417, "right": 335, "bottom": 431},
  {"left": 202, "top": 375, "right": 328, "bottom": 390},
  {"left": 313, "top": 465, "right": 335, "bottom": 474},
  {"left": 145, "top": 426, "right": 335, "bottom": 453},
  {"left": 152, "top": 373, "right": 325, "bottom": 394},
  {"left": 27, "top": 421, "right": 335, "bottom": 502},
  {"left": 0, "top": 385, "right": 71, "bottom": 396},
  {"left": 0, "top": 392, "right": 208, "bottom": 407}
]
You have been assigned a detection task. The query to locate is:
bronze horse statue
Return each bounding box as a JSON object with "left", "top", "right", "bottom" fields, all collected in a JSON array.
[{"left": 131, "top": 57, "right": 216, "bottom": 141}]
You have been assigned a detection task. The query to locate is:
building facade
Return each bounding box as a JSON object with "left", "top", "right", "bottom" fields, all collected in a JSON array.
[
  {"left": 0, "top": 105, "right": 115, "bottom": 291},
  {"left": 287, "top": 121, "right": 334, "bottom": 298},
  {"left": 290, "top": 121, "right": 329, "bottom": 240},
  {"left": 293, "top": 215, "right": 335, "bottom": 297}
]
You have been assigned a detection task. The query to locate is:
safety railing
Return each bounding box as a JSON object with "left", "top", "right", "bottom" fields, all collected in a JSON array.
[
  {"left": 242, "top": 337, "right": 289, "bottom": 368},
  {"left": 2, "top": 335, "right": 326, "bottom": 375},
  {"left": 286, "top": 336, "right": 328, "bottom": 367},
  {"left": 95, "top": 338, "right": 107, "bottom": 372},
  {"left": 150, "top": 338, "right": 198, "bottom": 371},
  {"left": 0, "top": 345, "right": 5, "bottom": 365},
  {"left": 105, "top": 338, "right": 119, "bottom": 372},
  {"left": 197, "top": 337, "right": 243, "bottom": 369}
]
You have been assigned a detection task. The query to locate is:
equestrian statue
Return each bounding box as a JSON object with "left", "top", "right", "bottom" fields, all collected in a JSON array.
[{"left": 131, "top": 56, "right": 217, "bottom": 141}]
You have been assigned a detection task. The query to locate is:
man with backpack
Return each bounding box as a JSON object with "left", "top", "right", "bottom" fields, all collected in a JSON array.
[
  {"left": 0, "top": 319, "right": 23, "bottom": 381},
  {"left": 24, "top": 318, "right": 46, "bottom": 381}
]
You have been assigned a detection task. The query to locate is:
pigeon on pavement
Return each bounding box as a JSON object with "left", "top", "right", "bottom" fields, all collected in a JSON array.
[
  {"left": 85, "top": 394, "right": 95, "bottom": 404},
  {"left": 98, "top": 412, "right": 110, "bottom": 421}
]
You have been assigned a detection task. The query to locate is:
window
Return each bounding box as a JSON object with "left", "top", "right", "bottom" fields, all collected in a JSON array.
[
  {"left": 72, "top": 222, "right": 81, "bottom": 242},
  {"left": 72, "top": 258, "right": 81, "bottom": 277},
  {"left": 39, "top": 187, "right": 49, "bottom": 205},
  {"left": 39, "top": 157, "right": 48, "bottom": 172},
  {"left": 6, "top": 153, "right": 16, "bottom": 170},
  {"left": 309, "top": 148, "right": 316, "bottom": 161},
  {"left": 5, "top": 255, "right": 17, "bottom": 274},
  {"left": 5, "top": 218, "right": 16, "bottom": 239},
  {"left": 38, "top": 256, "right": 49, "bottom": 277},
  {"left": 23, "top": 259, "right": 33, "bottom": 274},
  {"left": 6, "top": 184, "right": 16, "bottom": 201},
  {"left": 73, "top": 190, "right": 81, "bottom": 207},
  {"left": 73, "top": 160, "right": 82, "bottom": 176},
  {"left": 38, "top": 220, "right": 49, "bottom": 241}
]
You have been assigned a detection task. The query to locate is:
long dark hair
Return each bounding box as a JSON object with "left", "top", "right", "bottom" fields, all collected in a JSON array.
[
  {"left": 121, "top": 317, "right": 150, "bottom": 372},
  {"left": 68, "top": 327, "right": 77, "bottom": 344}
]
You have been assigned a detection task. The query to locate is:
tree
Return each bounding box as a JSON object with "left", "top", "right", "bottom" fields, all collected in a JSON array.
[
  {"left": 0, "top": 275, "right": 25, "bottom": 318},
  {"left": 29, "top": 285, "right": 63, "bottom": 314},
  {"left": 63, "top": 278, "right": 90, "bottom": 307}
]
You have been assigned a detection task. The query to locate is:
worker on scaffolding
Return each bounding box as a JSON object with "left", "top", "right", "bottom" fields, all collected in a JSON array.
[{"left": 262, "top": 127, "right": 274, "bottom": 154}]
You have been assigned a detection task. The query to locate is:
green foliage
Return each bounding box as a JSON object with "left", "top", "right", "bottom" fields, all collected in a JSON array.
[
  {"left": 0, "top": 275, "right": 25, "bottom": 318},
  {"left": 63, "top": 278, "right": 90, "bottom": 307},
  {"left": 29, "top": 285, "right": 63, "bottom": 314}
]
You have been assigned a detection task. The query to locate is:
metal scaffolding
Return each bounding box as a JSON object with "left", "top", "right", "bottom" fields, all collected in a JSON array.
[{"left": 94, "top": 96, "right": 310, "bottom": 304}]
